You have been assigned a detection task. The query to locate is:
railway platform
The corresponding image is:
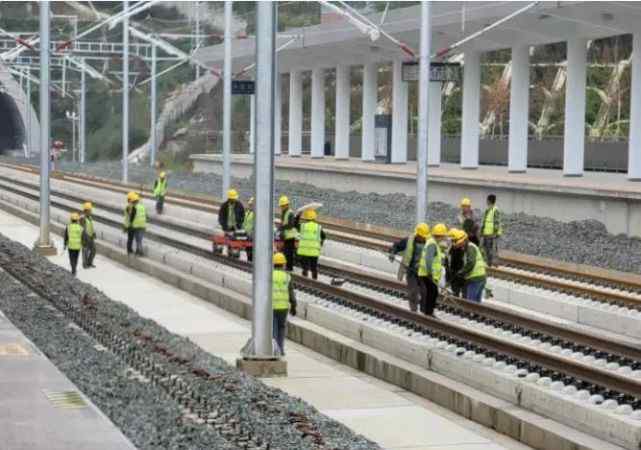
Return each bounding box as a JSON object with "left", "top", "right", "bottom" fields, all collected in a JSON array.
[
  {"left": 0, "top": 301, "right": 135, "bottom": 449},
  {"left": 191, "top": 154, "right": 641, "bottom": 237},
  {"left": 0, "top": 205, "right": 531, "bottom": 450}
]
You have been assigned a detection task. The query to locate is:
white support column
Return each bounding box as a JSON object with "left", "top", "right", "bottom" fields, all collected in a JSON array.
[
  {"left": 391, "top": 59, "right": 408, "bottom": 163},
  {"left": 274, "top": 73, "right": 282, "bottom": 155},
  {"left": 629, "top": 33, "right": 641, "bottom": 180},
  {"left": 80, "top": 62, "right": 86, "bottom": 164},
  {"left": 427, "top": 81, "right": 442, "bottom": 166},
  {"left": 461, "top": 50, "right": 481, "bottom": 169},
  {"left": 249, "top": 94, "right": 255, "bottom": 154},
  {"left": 335, "top": 65, "right": 351, "bottom": 159},
  {"left": 563, "top": 37, "right": 587, "bottom": 176},
  {"left": 508, "top": 44, "right": 530, "bottom": 173},
  {"left": 361, "top": 63, "right": 377, "bottom": 161},
  {"left": 288, "top": 71, "right": 303, "bottom": 157},
  {"left": 311, "top": 67, "right": 325, "bottom": 158}
]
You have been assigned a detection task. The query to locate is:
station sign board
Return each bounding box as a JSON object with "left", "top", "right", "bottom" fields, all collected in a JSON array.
[
  {"left": 402, "top": 62, "right": 461, "bottom": 82},
  {"left": 231, "top": 80, "right": 255, "bottom": 95}
]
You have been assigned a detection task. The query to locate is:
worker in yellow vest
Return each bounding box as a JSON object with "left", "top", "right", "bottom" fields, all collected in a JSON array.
[
  {"left": 124, "top": 192, "right": 147, "bottom": 256},
  {"left": 153, "top": 171, "right": 168, "bottom": 214},
  {"left": 63, "top": 212, "right": 83, "bottom": 276},
  {"left": 296, "top": 209, "right": 326, "bottom": 280},
  {"left": 452, "top": 230, "right": 488, "bottom": 302},
  {"left": 418, "top": 223, "right": 448, "bottom": 316},
  {"left": 389, "top": 222, "right": 429, "bottom": 312},
  {"left": 272, "top": 252, "right": 297, "bottom": 355},
  {"left": 244, "top": 197, "right": 255, "bottom": 262},
  {"left": 278, "top": 196, "right": 298, "bottom": 272},
  {"left": 80, "top": 202, "right": 96, "bottom": 269},
  {"left": 480, "top": 194, "right": 502, "bottom": 267}
]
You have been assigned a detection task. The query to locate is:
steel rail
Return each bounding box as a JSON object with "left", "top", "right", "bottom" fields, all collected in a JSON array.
[{"left": 2, "top": 161, "right": 641, "bottom": 298}]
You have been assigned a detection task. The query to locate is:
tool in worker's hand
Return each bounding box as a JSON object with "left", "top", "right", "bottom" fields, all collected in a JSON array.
[{"left": 295, "top": 202, "right": 323, "bottom": 216}]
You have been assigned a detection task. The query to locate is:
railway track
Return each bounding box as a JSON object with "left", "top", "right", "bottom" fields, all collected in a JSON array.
[
  {"left": 2, "top": 173, "right": 641, "bottom": 409},
  {"left": 1, "top": 161, "right": 641, "bottom": 310}
]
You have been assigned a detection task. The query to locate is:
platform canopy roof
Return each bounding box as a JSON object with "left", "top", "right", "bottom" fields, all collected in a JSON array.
[{"left": 194, "top": 1, "right": 641, "bottom": 73}]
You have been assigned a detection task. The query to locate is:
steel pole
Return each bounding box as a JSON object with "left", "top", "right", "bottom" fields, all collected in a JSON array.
[
  {"left": 122, "top": 0, "right": 129, "bottom": 183},
  {"left": 80, "top": 63, "right": 86, "bottom": 163},
  {"left": 150, "top": 42, "right": 157, "bottom": 167},
  {"left": 416, "top": 1, "right": 431, "bottom": 223},
  {"left": 249, "top": 0, "right": 276, "bottom": 358},
  {"left": 222, "top": 0, "right": 232, "bottom": 198},
  {"left": 26, "top": 69, "right": 31, "bottom": 158},
  {"left": 72, "top": 114, "right": 76, "bottom": 163},
  {"left": 195, "top": 2, "right": 201, "bottom": 80},
  {"left": 36, "top": 0, "right": 53, "bottom": 251}
]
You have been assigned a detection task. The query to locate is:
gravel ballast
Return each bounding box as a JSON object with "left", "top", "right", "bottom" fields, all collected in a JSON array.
[
  {"left": 6, "top": 156, "right": 641, "bottom": 274},
  {"left": 0, "top": 233, "right": 380, "bottom": 450}
]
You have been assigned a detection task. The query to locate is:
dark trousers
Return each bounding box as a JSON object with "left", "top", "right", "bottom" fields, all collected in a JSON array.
[
  {"left": 299, "top": 256, "right": 319, "bottom": 280},
  {"left": 419, "top": 277, "right": 439, "bottom": 316},
  {"left": 406, "top": 272, "right": 420, "bottom": 312},
  {"left": 127, "top": 229, "right": 145, "bottom": 255},
  {"left": 246, "top": 246, "right": 253, "bottom": 262},
  {"left": 450, "top": 277, "right": 465, "bottom": 297},
  {"left": 68, "top": 249, "right": 80, "bottom": 275},
  {"left": 82, "top": 236, "right": 96, "bottom": 268},
  {"left": 283, "top": 239, "right": 296, "bottom": 272},
  {"left": 482, "top": 236, "right": 498, "bottom": 267},
  {"left": 465, "top": 279, "right": 486, "bottom": 303},
  {"left": 272, "top": 309, "right": 289, "bottom": 354},
  {"left": 156, "top": 196, "right": 164, "bottom": 214}
]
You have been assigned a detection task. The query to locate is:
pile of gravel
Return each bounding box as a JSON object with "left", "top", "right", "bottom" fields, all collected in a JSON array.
[
  {"left": 7, "top": 156, "right": 641, "bottom": 274},
  {"left": 0, "top": 233, "right": 380, "bottom": 450}
]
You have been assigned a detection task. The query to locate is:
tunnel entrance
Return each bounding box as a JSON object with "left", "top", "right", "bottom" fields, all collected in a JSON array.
[{"left": 0, "top": 92, "right": 25, "bottom": 153}]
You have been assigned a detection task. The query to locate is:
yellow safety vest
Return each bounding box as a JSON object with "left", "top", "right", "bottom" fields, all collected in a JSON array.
[
  {"left": 83, "top": 216, "right": 95, "bottom": 238},
  {"left": 466, "top": 243, "right": 487, "bottom": 280},
  {"left": 482, "top": 206, "right": 502, "bottom": 236},
  {"left": 67, "top": 223, "right": 83, "bottom": 250},
  {"left": 401, "top": 235, "right": 415, "bottom": 267},
  {"left": 418, "top": 238, "right": 443, "bottom": 282},
  {"left": 244, "top": 211, "right": 254, "bottom": 235},
  {"left": 153, "top": 178, "right": 167, "bottom": 197},
  {"left": 132, "top": 203, "right": 147, "bottom": 229},
  {"left": 272, "top": 270, "right": 291, "bottom": 310},
  {"left": 297, "top": 221, "right": 322, "bottom": 257},
  {"left": 282, "top": 209, "right": 298, "bottom": 240}
]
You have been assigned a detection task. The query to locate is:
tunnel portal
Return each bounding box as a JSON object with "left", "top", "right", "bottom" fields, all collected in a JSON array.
[{"left": 0, "top": 91, "right": 25, "bottom": 153}]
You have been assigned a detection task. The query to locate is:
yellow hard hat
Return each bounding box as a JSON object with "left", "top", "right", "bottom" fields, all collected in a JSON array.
[
  {"left": 273, "top": 252, "right": 287, "bottom": 266},
  {"left": 461, "top": 197, "right": 471, "bottom": 207},
  {"left": 431, "top": 223, "right": 448, "bottom": 237},
  {"left": 227, "top": 189, "right": 239, "bottom": 200},
  {"left": 455, "top": 231, "right": 468, "bottom": 247},
  {"left": 278, "top": 195, "right": 289, "bottom": 207},
  {"left": 127, "top": 191, "right": 137, "bottom": 202},
  {"left": 448, "top": 228, "right": 462, "bottom": 239},
  {"left": 159, "top": 171, "right": 166, "bottom": 178},
  {"left": 302, "top": 209, "right": 317, "bottom": 221},
  {"left": 415, "top": 222, "right": 429, "bottom": 239},
  {"left": 82, "top": 202, "right": 92, "bottom": 211},
  {"left": 70, "top": 212, "right": 80, "bottom": 221}
]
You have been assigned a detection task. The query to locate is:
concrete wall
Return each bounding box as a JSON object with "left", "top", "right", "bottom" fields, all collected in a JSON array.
[{"left": 306, "top": 134, "right": 628, "bottom": 172}]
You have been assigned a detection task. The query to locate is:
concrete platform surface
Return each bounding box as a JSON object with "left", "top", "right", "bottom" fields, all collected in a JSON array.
[
  {"left": 192, "top": 154, "right": 641, "bottom": 197},
  {"left": 0, "top": 208, "right": 532, "bottom": 450},
  {"left": 0, "top": 305, "right": 135, "bottom": 450}
]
